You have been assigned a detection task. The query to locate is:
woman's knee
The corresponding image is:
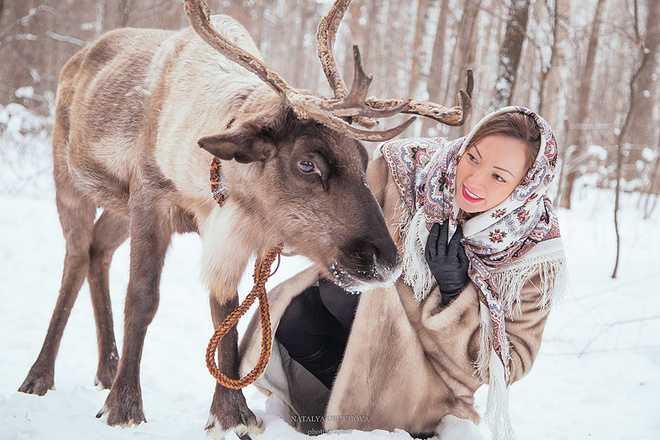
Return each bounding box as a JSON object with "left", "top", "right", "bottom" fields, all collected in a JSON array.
[
  {"left": 276, "top": 285, "right": 325, "bottom": 349},
  {"left": 318, "top": 279, "right": 360, "bottom": 329}
]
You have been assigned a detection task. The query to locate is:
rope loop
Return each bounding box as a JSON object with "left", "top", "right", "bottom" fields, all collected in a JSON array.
[{"left": 205, "top": 243, "right": 284, "bottom": 389}]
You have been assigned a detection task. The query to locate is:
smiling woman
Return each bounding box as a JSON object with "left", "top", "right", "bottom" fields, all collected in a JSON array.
[
  {"left": 455, "top": 135, "right": 529, "bottom": 213},
  {"left": 239, "top": 106, "right": 567, "bottom": 440},
  {"left": 455, "top": 110, "right": 542, "bottom": 214}
]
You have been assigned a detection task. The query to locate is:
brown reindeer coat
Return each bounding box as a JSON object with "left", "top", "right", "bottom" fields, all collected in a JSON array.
[{"left": 239, "top": 155, "right": 551, "bottom": 436}]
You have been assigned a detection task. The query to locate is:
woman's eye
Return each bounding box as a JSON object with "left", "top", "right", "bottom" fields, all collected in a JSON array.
[
  {"left": 467, "top": 153, "right": 477, "bottom": 163},
  {"left": 299, "top": 160, "right": 316, "bottom": 173},
  {"left": 493, "top": 173, "right": 505, "bottom": 183}
]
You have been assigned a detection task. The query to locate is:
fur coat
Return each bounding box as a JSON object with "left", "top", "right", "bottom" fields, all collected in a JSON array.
[{"left": 238, "top": 153, "right": 553, "bottom": 437}]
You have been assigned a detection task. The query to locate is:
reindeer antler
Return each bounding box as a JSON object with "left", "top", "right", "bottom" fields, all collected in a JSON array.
[
  {"left": 365, "top": 69, "right": 474, "bottom": 126},
  {"left": 316, "top": 0, "right": 379, "bottom": 129},
  {"left": 183, "top": 0, "right": 472, "bottom": 141},
  {"left": 316, "top": 0, "right": 473, "bottom": 128}
]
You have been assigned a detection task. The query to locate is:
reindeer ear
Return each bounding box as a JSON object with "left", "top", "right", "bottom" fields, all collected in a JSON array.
[{"left": 198, "top": 126, "right": 275, "bottom": 164}]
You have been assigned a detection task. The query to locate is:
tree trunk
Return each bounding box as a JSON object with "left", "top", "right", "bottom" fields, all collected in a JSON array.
[
  {"left": 360, "top": 0, "right": 379, "bottom": 76},
  {"left": 612, "top": 131, "right": 623, "bottom": 279},
  {"left": 348, "top": 0, "right": 362, "bottom": 44},
  {"left": 421, "top": 0, "right": 449, "bottom": 137},
  {"left": 490, "top": 0, "right": 531, "bottom": 110},
  {"left": 460, "top": 0, "right": 482, "bottom": 135},
  {"left": 643, "top": 142, "right": 660, "bottom": 219},
  {"left": 95, "top": 0, "right": 106, "bottom": 38},
  {"left": 612, "top": 0, "right": 660, "bottom": 278},
  {"left": 291, "top": 0, "right": 307, "bottom": 88},
  {"left": 442, "top": 0, "right": 472, "bottom": 115},
  {"left": 407, "top": 0, "right": 426, "bottom": 98},
  {"left": 251, "top": 0, "right": 271, "bottom": 49},
  {"left": 559, "top": 0, "right": 605, "bottom": 209},
  {"left": 118, "top": 0, "right": 132, "bottom": 28},
  {"left": 442, "top": 0, "right": 481, "bottom": 138},
  {"left": 538, "top": 0, "right": 570, "bottom": 129},
  {"left": 622, "top": 0, "right": 660, "bottom": 175}
]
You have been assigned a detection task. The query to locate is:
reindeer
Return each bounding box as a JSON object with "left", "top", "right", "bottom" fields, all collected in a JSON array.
[{"left": 18, "top": 0, "right": 472, "bottom": 437}]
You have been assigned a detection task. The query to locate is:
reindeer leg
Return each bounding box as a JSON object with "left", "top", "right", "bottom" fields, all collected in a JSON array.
[
  {"left": 19, "top": 169, "right": 96, "bottom": 396},
  {"left": 97, "top": 198, "right": 172, "bottom": 426},
  {"left": 206, "top": 294, "right": 264, "bottom": 439},
  {"left": 88, "top": 210, "right": 129, "bottom": 389}
]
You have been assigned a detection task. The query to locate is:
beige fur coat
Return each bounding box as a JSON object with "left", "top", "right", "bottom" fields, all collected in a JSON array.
[{"left": 239, "top": 155, "right": 551, "bottom": 436}]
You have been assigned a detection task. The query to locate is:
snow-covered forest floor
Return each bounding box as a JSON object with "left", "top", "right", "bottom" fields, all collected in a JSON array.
[{"left": 1, "top": 105, "right": 659, "bottom": 439}]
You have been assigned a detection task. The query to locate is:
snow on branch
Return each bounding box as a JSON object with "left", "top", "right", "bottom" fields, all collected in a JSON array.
[
  {"left": 0, "top": 5, "right": 60, "bottom": 44},
  {"left": 0, "top": 5, "right": 83, "bottom": 49},
  {"left": 44, "top": 32, "right": 87, "bottom": 47}
]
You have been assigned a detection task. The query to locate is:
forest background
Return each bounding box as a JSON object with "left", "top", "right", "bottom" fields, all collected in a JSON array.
[
  {"left": 0, "top": 1, "right": 659, "bottom": 439},
  {"left": 1, "top": 0, "right": 659, "bottom": 224}
]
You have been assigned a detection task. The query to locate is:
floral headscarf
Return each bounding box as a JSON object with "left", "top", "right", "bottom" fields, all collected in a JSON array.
[{"left": 379, "top": 106, "right": 566, "bottom": 440}]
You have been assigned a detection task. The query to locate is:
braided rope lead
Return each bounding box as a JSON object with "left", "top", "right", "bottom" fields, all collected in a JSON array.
[{"left": 205, "top": 243, "right": 283, "bottom": 389}]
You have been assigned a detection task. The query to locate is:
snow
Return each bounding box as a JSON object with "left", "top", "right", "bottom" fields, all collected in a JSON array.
[
  {"left": 14, "top": 87, "right": 34, "bottom": 100},
  {"left": 1, "top": 155, "right": 659, "bottom": 438},
  {"left": 586, "top": 144, "right": 608, "bottom": 161},
  {"left": 642, "top": 147, "right": 657, "bottom": 162}
]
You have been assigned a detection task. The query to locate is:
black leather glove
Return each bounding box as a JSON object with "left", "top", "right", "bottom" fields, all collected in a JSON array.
[{"left": 424, "top": 222, "right": 470, "bottom": 305}]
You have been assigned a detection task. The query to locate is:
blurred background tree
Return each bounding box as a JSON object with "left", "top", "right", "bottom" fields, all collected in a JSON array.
[{"left": 0, "top": 0, "right": 658, "bottom": 216}]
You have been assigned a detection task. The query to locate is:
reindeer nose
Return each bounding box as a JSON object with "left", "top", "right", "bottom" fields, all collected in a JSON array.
[
  {"left": 345, "top": 238, "right": 378, "bottom": 265},
  {"left": 341, "top": 236, "right": 400, "bottom": 281}
]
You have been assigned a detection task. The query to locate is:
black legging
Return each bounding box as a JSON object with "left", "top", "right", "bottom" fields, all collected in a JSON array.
[{"left": 275, "top": 278, "right": 359, "bottom": 389}]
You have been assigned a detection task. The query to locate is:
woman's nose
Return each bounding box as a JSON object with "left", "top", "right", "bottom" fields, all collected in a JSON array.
[{"left": 465, "top": 171, "right": 487, "bottom": 190}]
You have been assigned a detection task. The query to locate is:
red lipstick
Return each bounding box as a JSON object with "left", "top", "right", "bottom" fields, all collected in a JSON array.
[{"left": 462, "top": 185, "right": 483, "bottom": 203}]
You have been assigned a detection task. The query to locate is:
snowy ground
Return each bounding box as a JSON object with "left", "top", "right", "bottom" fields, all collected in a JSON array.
[{"left": 0, "top": 178, "right": 659, "bottom": 440}]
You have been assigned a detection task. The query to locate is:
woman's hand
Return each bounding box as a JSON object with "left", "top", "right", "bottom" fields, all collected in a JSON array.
[{"left": 425, "top": 222, "right": 470, "bottom": 305}]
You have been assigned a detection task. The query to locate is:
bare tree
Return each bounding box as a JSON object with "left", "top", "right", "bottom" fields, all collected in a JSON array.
[
  {"left": 490, "top": 0, "right": 531, "bottom": 110},
  {"left": 612, "top": 0, "right": 660, "bottom": 278},
  {"left": 642, "top": 132, "right": 660, "bottom": 219},
  {"left": 421, "top": 0, "right": 450, "bottom": 137},
  {"left": 408, "top": 0, "right": 426, "bottom": 98},
  {"left": 558, "top": 0, "right": 605, "bottom": 209},
  {"left": 444, "top": 0, "right": 481, "bottom": 111},
  {"left": 538, "top": 0, "right": 570, "bottom": 128}
]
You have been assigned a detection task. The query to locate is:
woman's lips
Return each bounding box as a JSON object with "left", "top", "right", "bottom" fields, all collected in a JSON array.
[{"left": 462, "top": 185, "right": 483, "bottom": 203}]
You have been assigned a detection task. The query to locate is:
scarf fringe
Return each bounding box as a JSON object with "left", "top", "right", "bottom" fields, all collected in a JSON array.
[
  {"left": 474, "top": 256, "right": 567, "bottom": 382},
  {"left": 485, "top": 359, "right": 516, "bottom": 440},
  {"left": 401, "top": 206, "right": 435, "bottom": 302},
  {"left": 490, "top": 253, "right": 567, "bottom": 317},
  {"left": 478, "top": 305, "right": 516, "bottom": 440}
]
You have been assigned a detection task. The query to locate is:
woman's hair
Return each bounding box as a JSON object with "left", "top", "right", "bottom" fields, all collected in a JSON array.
[{"left": 468, "top": 112, "right": 541, "bottom": 171}]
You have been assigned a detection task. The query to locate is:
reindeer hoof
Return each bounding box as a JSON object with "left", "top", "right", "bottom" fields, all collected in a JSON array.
[
  {"left": 96, "top": 404, "right": 146, "bottom": 427},
  {"left": 205, "top": 413, "right": 264, "bottom": 439},
  {"left": 96, "top": 385, "right": 146, "bottom": 427},
  {"left": 18, "top": 367, "right": 54, "bottom": 396},
  {"left": 94, "top": 361, "right": 118, "bottom": 390}
]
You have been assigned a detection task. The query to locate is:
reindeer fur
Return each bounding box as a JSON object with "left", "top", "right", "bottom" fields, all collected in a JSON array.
[{"left": 19, "top": 15, "right": 400, "bottom": 437}]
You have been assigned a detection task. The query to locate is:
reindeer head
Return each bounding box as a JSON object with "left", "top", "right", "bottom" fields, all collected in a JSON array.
[{"left": 185, "top": 0, "right": 473, "bottom": 290}]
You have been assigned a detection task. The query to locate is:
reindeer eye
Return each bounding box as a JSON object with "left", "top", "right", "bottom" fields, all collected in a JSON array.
[{"left": 298, "top": 160, "right": 316, "bottom": 173}]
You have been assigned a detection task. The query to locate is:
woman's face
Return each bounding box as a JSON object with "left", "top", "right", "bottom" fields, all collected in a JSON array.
[{"left": 455, "top": 134, "right": 529, "bottom": 214}]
